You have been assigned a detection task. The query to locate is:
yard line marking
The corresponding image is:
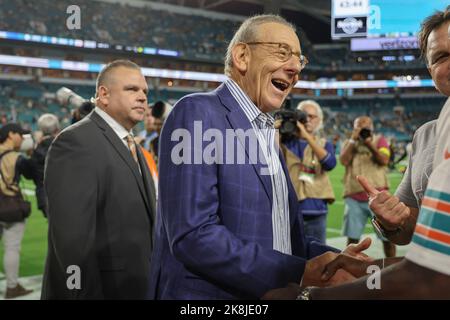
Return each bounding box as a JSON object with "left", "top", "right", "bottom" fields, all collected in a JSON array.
[{"left": 22, "top": 189, "right": 35, "bottom": 196}]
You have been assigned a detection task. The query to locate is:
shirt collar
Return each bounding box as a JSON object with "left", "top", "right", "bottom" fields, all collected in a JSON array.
[
  {"left": 94, "top": 107, "right": 133, "bottom": 141},
  {"left": 257, "top": 113, "right": 275, "bottom": 129},
  {"left": 225, "top": 78, "right": 275, "bottom": 129}
]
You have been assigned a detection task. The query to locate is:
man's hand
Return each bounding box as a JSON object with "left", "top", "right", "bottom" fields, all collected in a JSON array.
[
  {"left": 357, "top": 175, "right": 410, "bottom": 230},
  {"left": 33, "top": 131, "right": 44, "bottom": 144},
  {"left": 261, "top": 251, "right": 365, "bottom": 300},
  {"left": 363, "top": 136, "right": 373, "bottom": 146},
  {"left": 274, "top": 119, "right": 282, "bottom": 129},
  {"left": 261, "top": 283, "right": 301, "bottom": 300},
  {"left": 302, "top": 252, "right": 356, "bottom": 287},
  {"left": 296, "top": 121, "right": 312, "bottom": 141},
  {"left": 350, "top": 127, "right": 361, "bottom": 141},
  {"left": 342, "top": 237, "right": 374, "bottom": 262},
  {"left": 321, "top": 254, "right": 372, "bottom": 281}
]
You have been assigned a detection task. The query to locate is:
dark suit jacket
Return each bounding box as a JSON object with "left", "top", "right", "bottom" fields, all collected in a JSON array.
[
  {"left": 41, "top": 111, "right": 156, "bottom": 300},
  {"left": 30, "top": 136, "right": 53, "bottom": 216},
  {"left": 148, "top": 84, "right": 337, "bottom": 300}
]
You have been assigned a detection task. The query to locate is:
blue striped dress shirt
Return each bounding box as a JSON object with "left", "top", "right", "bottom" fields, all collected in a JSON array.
[{"left": 225, "top": 78, "right": 292, "bottom": 255}]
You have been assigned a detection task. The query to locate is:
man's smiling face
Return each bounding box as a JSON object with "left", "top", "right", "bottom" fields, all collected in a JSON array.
[
  {"left": 244, "top": 22, "right": 302, "bottom": 113},
  {"left": 427, "top": 20, "right": 450, "bottom": 96}
]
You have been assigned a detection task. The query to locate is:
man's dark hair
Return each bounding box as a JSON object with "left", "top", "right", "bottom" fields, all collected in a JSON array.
[
  {"left": 418, "top": 5, "right": 450, "bottom": 65},
  {"left": 95, "top": 59, "right": 141, "bottom": 96},
  {"left": 0, "top": 123, "right": 29, "bottom": 143}
]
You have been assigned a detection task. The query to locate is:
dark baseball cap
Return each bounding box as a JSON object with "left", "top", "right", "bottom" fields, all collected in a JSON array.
[{"left": 0, "top": 123, "right": 30, "bottom": 142}]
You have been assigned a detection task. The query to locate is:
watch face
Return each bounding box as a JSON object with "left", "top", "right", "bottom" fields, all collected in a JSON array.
[
  {"left": 371, "top": 217, "right": 401, "bottom": 239},
  {"left": 371, "top": 217, "right": 386, "bottom": 238},
  {"left": 297, "top": 288, "right": 312, "bottom": 300}
]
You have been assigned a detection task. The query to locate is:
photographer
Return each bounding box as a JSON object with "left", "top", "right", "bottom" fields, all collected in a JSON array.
[
  {"left": 136, "top": 105, "right": 163, "bottom": 194},
  {"left": 0, "top": 123, "right": 34, "bottom": 299},
  {"left": 137, "top": 102, "right": 165, "bottom": 162},
  {"left": 30, "top": 114, "right": 60, "bottom": 217},
  {"left": 55, "top": 87, "right": 94, "bottom": 124},
  {"left": 278, "top": 100, "right": 336, "bottom": 244},
  {"left": 339, "top": 116, "right": 396, "bottom": 257},
  {"left": 71, "top": 101, "right": 94, "bottom": 124}
]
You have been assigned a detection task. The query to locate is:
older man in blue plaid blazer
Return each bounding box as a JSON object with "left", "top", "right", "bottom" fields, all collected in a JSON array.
[{"left": 148, "top": 15, "right": 367, "bottom": 300}]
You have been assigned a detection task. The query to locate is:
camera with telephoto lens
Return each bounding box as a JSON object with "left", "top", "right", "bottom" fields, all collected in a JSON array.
[
  {"left": 359, "top": 128, "right": 372, "bottom": 140},
  {"left": 20, "top": 134, "right": 34, "bottom": 152},
  {"left": 55, "top": 87, "right": 95, "bottom": 124},
  {"left": 274, "top": 109, "right": 308, "bottom": 143}
]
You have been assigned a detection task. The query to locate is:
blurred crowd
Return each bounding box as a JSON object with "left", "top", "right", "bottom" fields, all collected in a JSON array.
[
  {"left": 0, "top": 0, "right": 427, "bottom": 71},
  {"left": 0, "top": 0, "right": 237, "bottom": 62},
  {"left": 0, "top": 80, "right": 443, "bottom": 153}
]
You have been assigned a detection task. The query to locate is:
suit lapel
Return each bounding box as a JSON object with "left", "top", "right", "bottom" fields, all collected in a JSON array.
[
  {"left": 89, "top": 112, "right": 152, "bottom": 218},
  {"left": 216, "top": 84, "right": 273, "bottom": 202}
]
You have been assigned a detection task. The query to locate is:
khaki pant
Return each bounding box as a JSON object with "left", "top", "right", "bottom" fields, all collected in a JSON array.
[{"left": 0, "top": 221, "right": 26, "bottom": 288}]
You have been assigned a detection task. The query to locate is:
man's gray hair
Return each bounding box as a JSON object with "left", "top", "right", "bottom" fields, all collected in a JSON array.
[
  {"left": 297, "top": 100, "right": 324, "bottom": 132},
  {"left": 38, "top": 113, "right": 60, "bottom": 135},
  {"left": 224, "top": 14, "right": 296, "bottom": 76}
]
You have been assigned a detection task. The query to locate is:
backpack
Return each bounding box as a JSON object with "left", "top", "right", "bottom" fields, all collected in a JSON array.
[{"left": 0, "top": 150, "right": 31, "bottom": 223}]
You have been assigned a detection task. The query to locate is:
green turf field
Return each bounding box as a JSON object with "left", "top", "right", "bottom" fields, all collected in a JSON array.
[{"left": 0, "top": 164, "right": 404, "bottom": 277}]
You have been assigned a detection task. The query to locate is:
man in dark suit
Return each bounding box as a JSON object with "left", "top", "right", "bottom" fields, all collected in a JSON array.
[
  {"left": 42, "top": 60, "right": 156, "bottom": 299},
  {"left": 148, "top": 15, "right": 370, "bottom": 300},
  {"left": 30, "top": 113, "right": 60, "bottom": 218}
]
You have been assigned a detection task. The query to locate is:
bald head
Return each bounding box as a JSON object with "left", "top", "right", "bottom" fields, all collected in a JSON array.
[
  {"left": 224, "top": 14, "right": 296, "bottom": 76},
  {"left": 354, "top": 116, "right": 373, "bottom": 130}
]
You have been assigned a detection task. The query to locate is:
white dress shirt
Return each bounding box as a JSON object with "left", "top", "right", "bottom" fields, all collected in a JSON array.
[{"left": 94, "top": 107, "right": 141, "bottom": 174}]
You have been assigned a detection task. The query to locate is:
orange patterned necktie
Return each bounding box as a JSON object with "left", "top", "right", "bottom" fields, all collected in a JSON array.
[{"left": 126, "top": 135, "right": 139, "bottom": 164}]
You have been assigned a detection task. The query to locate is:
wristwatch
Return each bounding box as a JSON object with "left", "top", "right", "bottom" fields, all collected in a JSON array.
[
  {"left": 371, "top": 217, "right": 402, "bottom": 238},
  {"left": 296, "top": 286, "right": 315, "bottom": 300}
]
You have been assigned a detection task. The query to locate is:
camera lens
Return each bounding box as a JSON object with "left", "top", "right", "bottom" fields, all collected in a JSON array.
[{"left": 359, "top": 128, "right": 372, "bottom": 140}]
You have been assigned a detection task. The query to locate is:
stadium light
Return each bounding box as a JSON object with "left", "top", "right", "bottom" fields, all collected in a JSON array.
[{"left": 0, "top": 54, "right": 435, "bottom": 90}]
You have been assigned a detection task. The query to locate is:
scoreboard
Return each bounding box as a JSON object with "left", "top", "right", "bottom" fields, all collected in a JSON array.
[
  {"left": 332, "top": 0, "right": 369, "bottom": 39},
  {"left": 332, "top": 0, "right": 449, "bottom": 40}
]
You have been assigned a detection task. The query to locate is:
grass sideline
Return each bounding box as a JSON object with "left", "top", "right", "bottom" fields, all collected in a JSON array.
[{"left": 0, "top": 164, "right": 404, "bottom": 277}]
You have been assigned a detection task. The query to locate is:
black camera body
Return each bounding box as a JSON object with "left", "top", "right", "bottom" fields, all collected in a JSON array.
[
  {"left": 359, "top": 128, "right": 372, "bottom": 140},
  {"left": 56, "top": 87, "right": 95, "bottom": 124},
  {"left": 71, "top": 101, "right": 95, "bottom": 124},
  {"left": 151, "top": 100, "right": 172, "bottom": 121},
  {"left": 274, "top": 109, "right": 308, "bottom": 142}
]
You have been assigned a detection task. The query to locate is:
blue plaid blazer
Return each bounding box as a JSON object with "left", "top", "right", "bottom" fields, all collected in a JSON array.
[{"left": 148, "top": 84, "right": 337, "bottom": 300}]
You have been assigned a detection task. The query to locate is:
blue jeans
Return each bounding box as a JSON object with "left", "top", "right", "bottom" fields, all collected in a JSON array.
[
  {"left": 342, "top": 198, "right": 370, "bottom": 240},
  {"left": 303, "top": 214, "right": 327, "bottom": 244}
]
